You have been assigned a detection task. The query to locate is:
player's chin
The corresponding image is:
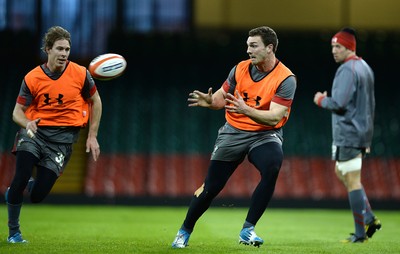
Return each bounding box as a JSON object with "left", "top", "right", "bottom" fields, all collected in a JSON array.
[
  {"left": 57, "top": 61, "right": 67, "bottom": 67},
  {"left": 333, "top": 57, "right": 341, "bottom": 63}
]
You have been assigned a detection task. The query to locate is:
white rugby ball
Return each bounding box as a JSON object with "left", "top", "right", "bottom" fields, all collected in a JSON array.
[{"left": 89, "top": 53, "right": 127, "bottom": 81}]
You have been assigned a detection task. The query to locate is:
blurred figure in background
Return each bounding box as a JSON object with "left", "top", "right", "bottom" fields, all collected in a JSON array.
[
  {"left": 313, "top": 27, "right": 381, "bottom": 243},
  {"left": 5, "top": 26, "right": 102, "bottom": 243},
  {"left": 172, "top": 26, "right": 297, "bottom": 248}
]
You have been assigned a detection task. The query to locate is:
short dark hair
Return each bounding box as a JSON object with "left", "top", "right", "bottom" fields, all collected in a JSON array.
[
  {"left": 249, "top": 26, "right": 278, "bottom": 53},
  {"left": 341, "top": 27, "right": 356, "bottom": 37},
  {"left": 41, "top": 26, "right": 71, "bottom": 53}
]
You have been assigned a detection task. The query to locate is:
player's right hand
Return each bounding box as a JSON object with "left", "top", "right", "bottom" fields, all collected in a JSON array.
[
  {"left": 26, "top": 118, "right": 41, "bottom": 138},
  {"left": 188, "top": 87, "right": 213, "bottom": 107}
]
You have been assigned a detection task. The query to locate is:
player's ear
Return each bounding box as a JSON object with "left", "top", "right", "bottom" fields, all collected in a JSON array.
[{"left": 265, "top": 44, "right": 273, "bottom": 53}]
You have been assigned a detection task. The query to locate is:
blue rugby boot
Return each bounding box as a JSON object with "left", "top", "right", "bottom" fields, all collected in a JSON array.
[
  {"left": 239, "top": 226, "right": 264, "bottom": 247},
  {"left": 7, "top": 232, "right": 28, "bottom": 243},
  {"left": 172, "top": 229, "right": 191, "bottom": 248}
]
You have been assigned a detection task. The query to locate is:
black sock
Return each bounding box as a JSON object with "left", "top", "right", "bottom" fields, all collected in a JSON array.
[
  {"left": 7, "top": 202, "right": 22, "bottom": 237},
  {"left": 243, "top": 221, "right": 254, "bottom": 229}
]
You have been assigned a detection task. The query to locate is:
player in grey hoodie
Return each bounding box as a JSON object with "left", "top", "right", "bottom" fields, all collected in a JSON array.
[{"left": 314, "top": 27, "right": 381, "bottom": 243}]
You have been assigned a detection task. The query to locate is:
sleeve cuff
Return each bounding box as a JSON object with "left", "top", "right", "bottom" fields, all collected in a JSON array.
[{"left": 317, "top": 96, "right": 326, "bottom": 107}]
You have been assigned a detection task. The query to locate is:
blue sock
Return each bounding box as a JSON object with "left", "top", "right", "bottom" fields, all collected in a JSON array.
[
  {"left": 348, "top": 189, "right": 366, "bottom": 237},
  {"left": 361, "top": 186, "right": 375, "bottom": 224}
]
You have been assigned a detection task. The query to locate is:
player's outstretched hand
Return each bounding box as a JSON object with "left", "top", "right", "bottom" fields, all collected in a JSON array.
[{"left": 188, "top": 87, "right": 213, "bottom": 108}]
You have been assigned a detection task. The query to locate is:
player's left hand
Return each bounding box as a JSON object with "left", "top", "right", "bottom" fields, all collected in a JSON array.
[
  {"left": 86, "top": 136, "right": 100, "bottom": 161},
  {"left": 225, "top": 90, "right": 249, "bottom": 114}
]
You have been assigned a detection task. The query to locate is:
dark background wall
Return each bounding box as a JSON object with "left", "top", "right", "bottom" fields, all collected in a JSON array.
[{"left": 102, "top": 29, "right": 400, "bottom": 157}]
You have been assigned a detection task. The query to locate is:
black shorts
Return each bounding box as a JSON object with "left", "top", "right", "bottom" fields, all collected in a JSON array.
[
  {"left": 211, "top": 122, "right": 283, "bottom": 162},
  {"left": 332, "top": 145, "right": 367, "bottom": 161},
  {"left": 13, "top": 129, "right": 72, "bottom": 176}
]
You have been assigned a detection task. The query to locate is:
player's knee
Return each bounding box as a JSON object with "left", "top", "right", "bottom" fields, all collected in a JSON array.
[
  {"left": 270, "top": 158, "right": 282, "bottom": 173},
  {"left": 262, "top": 157, "right": 282, "bottom": 177}
]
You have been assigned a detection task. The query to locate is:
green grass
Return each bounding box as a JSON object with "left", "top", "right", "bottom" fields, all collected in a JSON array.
[{"left": 0, "top": 205, "right": 399, "bottom": 253}]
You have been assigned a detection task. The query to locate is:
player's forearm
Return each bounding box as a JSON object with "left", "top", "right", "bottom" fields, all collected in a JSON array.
[
  {"left": 88, "top": 96, "right": 102, "bottom": 138},
  {"left": 209, "top": 89, "right": 226, "bottom": 110},
  {"left": 245, "top": 103, "right": 288, "bottom": 126},
  {"left": 12, "top": 104, "right": 30, "bottom": 128},
  {"left": 246, "top": 108, "right": 283, "bottom": 126}
]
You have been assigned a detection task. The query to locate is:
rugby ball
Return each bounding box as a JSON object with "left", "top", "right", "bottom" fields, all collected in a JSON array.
[{"left": 89, "top": 53, "right": 127, "bottom": 80}]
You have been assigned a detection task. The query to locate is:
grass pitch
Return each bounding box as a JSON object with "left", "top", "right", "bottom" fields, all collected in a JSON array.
[{"left": 0, "top": 205, "right": 399, "bottom": 253}]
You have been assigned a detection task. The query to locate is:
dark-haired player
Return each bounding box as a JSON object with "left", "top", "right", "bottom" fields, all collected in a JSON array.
[
  {"left": 314, "top": 27, "right": 381, "bottom": 243},
  {"left": 172, "top": 26, "right": 296, "bottom": 248}
]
